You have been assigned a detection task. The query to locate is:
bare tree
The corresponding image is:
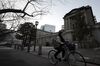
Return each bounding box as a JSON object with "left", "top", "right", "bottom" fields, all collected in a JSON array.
[
  {"left": 0, "top": 0, "right": 53, "bottom": 30},
  {"left": 0, "top": 0, "right": 68, "bottom": 30},
  {"left": 0, "top": 0, "right": 52, "bottom": 44}
]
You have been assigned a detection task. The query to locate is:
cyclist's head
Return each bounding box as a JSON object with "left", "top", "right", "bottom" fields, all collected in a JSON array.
[{"left": 58, "top": 29, "right": 64, "bottom": 34}]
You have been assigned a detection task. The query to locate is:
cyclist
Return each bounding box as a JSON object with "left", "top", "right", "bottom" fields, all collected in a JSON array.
[{"left": 54, "top": 30, "right": 68, "bottom": 61}]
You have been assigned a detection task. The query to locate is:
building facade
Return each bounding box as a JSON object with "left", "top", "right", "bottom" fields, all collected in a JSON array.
[
  {"left": 36, "top": 29, "right": 57, "bottom": 46},
  {"left": 63, "top": 5, "right": 95, "bottom": 31},
  {"left": 41, "top": 24, "right": 55, "bottom": 32},
  {"left": 63, "top": 6, "right": 98, "bottom": 48},
  {"left": 92, "top": 22, "right": 100, "bottom": 47}
]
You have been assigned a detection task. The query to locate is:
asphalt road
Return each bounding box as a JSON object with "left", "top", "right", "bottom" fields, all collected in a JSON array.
[
  {"left": 0, "top": 46, "right": 69, "bottom": 66},
  {"left": 0, "top": 46, "right": 98, "bottom": 66}
]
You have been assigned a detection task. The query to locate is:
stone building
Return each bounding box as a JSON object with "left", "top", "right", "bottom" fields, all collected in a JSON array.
[
  {"left": 92, "top": 22, "right": 100, "bottom": 47},
  {"left": 36, "top": 29, "right": 57, "bottom": 46},
  {"left": 63, "top": 6, "right": 98, "bottom": 48},
  {"left": 63, "top": 5, "right": 95, "bottom": 31}
]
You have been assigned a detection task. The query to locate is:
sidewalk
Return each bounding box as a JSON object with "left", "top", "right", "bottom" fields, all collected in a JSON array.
[
  {"left": 24, "top": 46, "right": 53, "bottom": 58},
  {"left": 27, "top": 46, "right": 100, "bottom": 65},
  {"left": 77, "top": 48, "right": 100, "bottom": 65}
]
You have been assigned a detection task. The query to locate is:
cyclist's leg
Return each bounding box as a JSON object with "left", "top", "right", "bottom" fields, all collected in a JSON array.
[
  {"left": 62, "top": 49, "right": 67, "bottom": 61},
  {"left": 62, "top": 49, "right": 65, "bottom": 57},
  {"left": 54, "top": 50, "right": 61, "bottom": 59},
  {"left": 54, "top": 48, "right": 62, "bottom": 61},
  {"left": 60, "top": 44, "right": 66, "bottom": 59}
]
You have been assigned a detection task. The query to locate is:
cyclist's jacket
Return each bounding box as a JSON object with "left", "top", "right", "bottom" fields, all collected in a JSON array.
[
  {"left": 58, "top": 31, "right": 65, "bottom": 43},
  {"left": 58, "top": 31, "right": 75, "bottom": 50}
]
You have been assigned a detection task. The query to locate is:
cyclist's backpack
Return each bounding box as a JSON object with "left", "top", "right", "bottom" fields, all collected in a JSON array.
[
  {"left": 65, "top": 41, "right": 75, "bottom": 50},
  {"left": 68, "top": 43, "right": 76, "bottom": 50}
]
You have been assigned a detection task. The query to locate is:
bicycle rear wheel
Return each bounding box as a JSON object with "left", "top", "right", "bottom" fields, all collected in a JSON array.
[
  {"left": 48, "top": 50, "right": 58, "bottom": 65},
  {"left": 68, "top": 51, "right": 86, "bottom": 66}
]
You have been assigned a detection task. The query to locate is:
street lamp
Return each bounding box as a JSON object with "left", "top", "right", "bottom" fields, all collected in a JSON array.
[
  {"left": 34, "top": 21, "right": 39, "bottom": 51},
  {"left": 35, "top": 21, "right": 39, "bottom": 27}
]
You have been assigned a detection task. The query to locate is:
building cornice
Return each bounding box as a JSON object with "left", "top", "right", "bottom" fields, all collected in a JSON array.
[{"left": 63, "top": 5, "right": 92, "bottom": 19}]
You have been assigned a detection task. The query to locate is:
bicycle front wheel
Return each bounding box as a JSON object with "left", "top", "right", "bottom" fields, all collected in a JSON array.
[
  {"left": 68, "top": 51, "right": 86, "bottom": 66},
  {"left": 48, "top": 50, "right": 58, "bottom": 65}
]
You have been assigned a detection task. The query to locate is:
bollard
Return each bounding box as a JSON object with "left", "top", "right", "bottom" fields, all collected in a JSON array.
[{"left": 38, "top": 44, "right": 42, "bottom": 55}]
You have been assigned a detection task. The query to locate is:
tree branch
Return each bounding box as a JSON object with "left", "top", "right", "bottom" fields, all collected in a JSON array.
[{"left": 0, "top": 9, "right": 33, "bottom": 17}]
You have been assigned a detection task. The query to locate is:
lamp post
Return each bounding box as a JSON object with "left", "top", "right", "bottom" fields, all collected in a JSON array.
[{"left": 34, "top": 21, "right": 39, "bottom": 51}]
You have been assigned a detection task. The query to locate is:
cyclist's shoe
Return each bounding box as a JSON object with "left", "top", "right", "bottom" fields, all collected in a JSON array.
[
  {"left": 57, "top": 58, "right": 61, "bottom": 61},
  {"left": 62, "top": 58, "right": 66, "bottom": 61},
  {"left": 54, "top": 56, "right": 61, "bottom": 61},
  {"left": 61, "top": 57, "right": 66, "bottom": 61}
]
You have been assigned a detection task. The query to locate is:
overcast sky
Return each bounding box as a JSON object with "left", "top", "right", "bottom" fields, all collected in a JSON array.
[{"left": 36, "top": 0, "right": 100, "bottom": 32}]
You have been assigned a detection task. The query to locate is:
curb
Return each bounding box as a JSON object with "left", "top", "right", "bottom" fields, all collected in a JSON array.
[
  {"left": 86, "top": 61, "right": 100, "bottom": 65},
  {"left": 83, "top": 56, "right": 100, "bottom": 65}
]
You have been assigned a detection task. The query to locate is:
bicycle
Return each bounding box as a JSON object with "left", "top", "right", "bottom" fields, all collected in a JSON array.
[{"left": 48, "top": 42, "right": 87, "bottom": 66}]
